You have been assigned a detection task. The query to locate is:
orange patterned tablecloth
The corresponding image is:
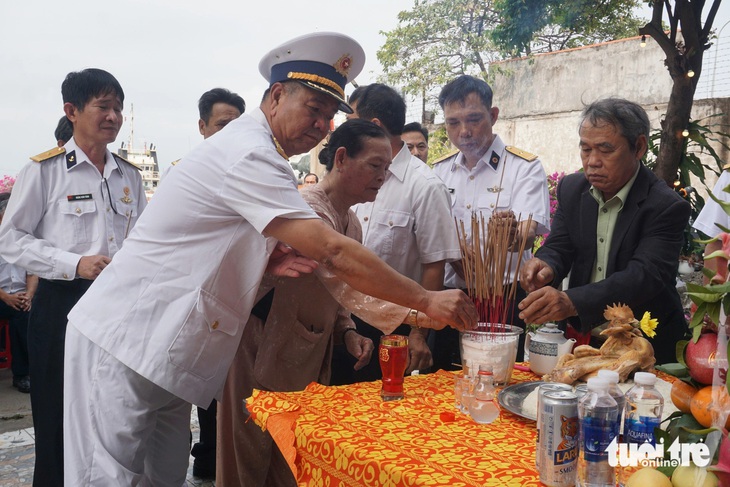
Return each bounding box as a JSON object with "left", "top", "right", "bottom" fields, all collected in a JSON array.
[{"left": 246, "top": 367, "right": 543, "bottom": 487}]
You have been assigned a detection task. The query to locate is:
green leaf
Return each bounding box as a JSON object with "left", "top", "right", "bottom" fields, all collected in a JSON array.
[
  {"left": 690, "top": 302, "right": 708, "bottom": 329},
  {"left": 692, "top": 325, "right": 704, "bottom": 342},
  {"left": 680, "top": 425, "right": 721, "bottom": 435},
  {"left": 708, "top": 300, "right": 722, "bottom": 325},
  {"left": 672, "top": 344, "right": 689, "bottom": 368},
  {"left": 660, "top": 410, "right": 685, "bottom": 424},
  {"left": 703, "top": 266, "right": 719, "bottom": 280},
  {"left": 688, "top": 291, "right": 723, "bottom": 303},
  {"left": 705, "top": 250, "right": 730, "bottom": 262}
]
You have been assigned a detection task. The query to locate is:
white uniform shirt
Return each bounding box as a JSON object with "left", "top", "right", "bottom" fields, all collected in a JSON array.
[
  {"left": 353, "top": 143, "right": 460, "bottom": 283},
  {"left": 68, "top": 108, "right": 318, "bottom": 407},
  {"left": 433, "top": 135, "right": 550, "bottom": 288},
  {"left": 0, "top": 258, "right": 27, "bottom": 294},
  {"left": 694, "top": 170, "right": 730, "bottom": 238},
  {"left": 0, "top": 138, "right": 146, "bottom": 280}
]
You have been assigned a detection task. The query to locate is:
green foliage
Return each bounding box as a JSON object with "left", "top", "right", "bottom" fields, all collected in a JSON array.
[
  {"left": 377, "top": 0, "right": 645, "bottom": 109},
  {"left": 425, "top": 126, "right": 455, "bottom": 166},
  {"left": 377, "top": 0, "right": 498, "bottom": 100},
  {"left": 492, "top": 0, "right": 644, "bottom": 56}
]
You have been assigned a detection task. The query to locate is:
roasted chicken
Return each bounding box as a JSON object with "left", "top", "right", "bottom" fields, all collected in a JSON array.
[{"left": 541, "top": 303, "right": 656, "bottom": 384}]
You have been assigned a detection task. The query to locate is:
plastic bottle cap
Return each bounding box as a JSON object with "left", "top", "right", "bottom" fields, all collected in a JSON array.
[
  {"left": 586, "top": 377, "right": 610, "bottom": 392},
  {"left": 597, "top": 369, "right": 619, "bottom": 383},
  {"left": 633, "top": 372, "right": 657, "bottom": 385}
]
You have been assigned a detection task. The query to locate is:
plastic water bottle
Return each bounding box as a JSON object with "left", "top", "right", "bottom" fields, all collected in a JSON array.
[
  {"left": 623, "top": 372, "right": 663, "bottom": 445},
  {"left": 620, "top": 372, "right": 664, "bottom": 486},
  {"left": 469, "top": 364, "right": 500, "bottom": 424},
  {"left": 577, "top": 378, "right": 619, "bottom": 487},
  {"left": 597, "top": 369, "right": 626, "bottom": 435}
]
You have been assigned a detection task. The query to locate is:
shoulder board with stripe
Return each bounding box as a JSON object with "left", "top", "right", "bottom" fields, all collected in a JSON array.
[
  {"left": 170, "top": 159, "right": 181, "bottom": 166},
  {"left": 505, "top": 146, "right": 538, "bottom": 162},
  {"left": 113, "top": 153, "right": 142, "bottom": 171},
  {"left": 431, "top": 149, "right": 459, "bottom": 165},
  {"left": 30, "top": 146, "right": 65, "bottom": 162}
]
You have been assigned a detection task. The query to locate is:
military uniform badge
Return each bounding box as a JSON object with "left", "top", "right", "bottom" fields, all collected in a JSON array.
[{"left": 120, "top": 187, "right": 133, "bottom": 204}]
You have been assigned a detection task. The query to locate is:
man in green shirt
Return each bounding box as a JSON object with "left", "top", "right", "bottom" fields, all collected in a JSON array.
[{"left": 518, "top": 98, "right": 689, "bottom": 364}]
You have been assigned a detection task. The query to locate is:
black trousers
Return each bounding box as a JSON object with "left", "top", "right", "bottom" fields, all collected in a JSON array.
[
  {"left": 330, "top": 319, "right": 414, "bottom": 385},
  {"left": 29, "top": 278, "right": 91, "bottom": 487},
  {"left": 192, "top": 400, "right": 217, "bottom": 471},
  {"left": 431, "top": 284, "right": 528, "bottom": 372},
  {"left": 0, "top": 298, "right": 30, "bottom": 377}
]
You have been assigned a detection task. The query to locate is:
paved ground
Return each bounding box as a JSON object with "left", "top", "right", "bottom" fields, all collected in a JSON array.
[{"left": 0, "top": 367, "right": 215, "bottom": 486}]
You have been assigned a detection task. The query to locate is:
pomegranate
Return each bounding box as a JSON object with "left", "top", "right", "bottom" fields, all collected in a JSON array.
[{"left": 685, "top": 332, "right": 728, "bottom": 386}]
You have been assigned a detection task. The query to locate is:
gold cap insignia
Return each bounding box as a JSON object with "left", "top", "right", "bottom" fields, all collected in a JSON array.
[{"left": 333, "top": 54, "right": 352, "bottom": 77}]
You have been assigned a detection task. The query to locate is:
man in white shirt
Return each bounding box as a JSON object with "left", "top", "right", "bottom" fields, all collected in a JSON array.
[
  {"left": 0, "top": 193, "right": 37, "bottom": 394},
  {"left": 62, "top": 32, "right": 476, "bottom": 486},
  {"left": 186, "top": 87, "right": 246, "bottom": 480},
  {"left": 694, "top": 169, "right": 730, "bottom": 281},
  {"left": 0, "top": 68, "right": 146, "bottom": 487},
  {"left": 335, "top": 83, "right": 460, "bottom": 382},
  {"left": 402, "top": 121, "right": 430, "bottom": 163},
  {"left": 432, "top": 75, "right": 550, "bottom": 371}
]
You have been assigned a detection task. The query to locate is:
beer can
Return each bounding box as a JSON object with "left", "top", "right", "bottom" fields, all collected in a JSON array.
[
  {"left": 573, "top": 383, "right": 588, "bottom": 400},
  {"left": 535, "top": 383, "right": 573, "bottom": 469},
  {"left": 538, "top": 390, "right": 579, "bottom": 487}
]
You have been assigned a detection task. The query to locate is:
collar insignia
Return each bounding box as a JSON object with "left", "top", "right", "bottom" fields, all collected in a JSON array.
[
  {"left": 66, "top": 151, "right": 77, "bottom": 170},
  {"left": 489, "top": 151, "right": 500, "bottom": 171},
  {"left": 271, "top": 135, "right": 289, "bottom": 160}
]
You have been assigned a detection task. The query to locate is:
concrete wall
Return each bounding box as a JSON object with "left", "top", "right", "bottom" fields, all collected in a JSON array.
[{"left": 491, "top": 37, "right": 730, "bottom": 192}]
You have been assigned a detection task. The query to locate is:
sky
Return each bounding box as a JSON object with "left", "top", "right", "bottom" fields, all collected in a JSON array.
[
  {"left": 0, "top": 0, "right": 415, "bottom": 176},
  {"left": 1, "top": 0, "right": 729, "bottom": 177}
]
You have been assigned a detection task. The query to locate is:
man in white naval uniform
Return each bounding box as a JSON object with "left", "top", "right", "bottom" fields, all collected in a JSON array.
[
  {"left": 333, "top": 83, "right": 460, "bottom": 383},
  {"left": 0, "top": 68, "right": 146, "bottom": 487},
  {"left": 431, "top": 75, "right": 550, "bottom": 371},
  {"left": 62, "top": 32, "right": 477, "bottom": 486},
  {"left": 694, "top": 168, "right": 730, "bottom": 281}
]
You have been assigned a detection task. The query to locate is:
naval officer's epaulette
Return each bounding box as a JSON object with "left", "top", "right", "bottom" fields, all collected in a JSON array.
[
  {"left": 431, "top": 149, "right": 459, "bottom": 165},
  {"left": 170, "top": 158, "right": 181, "bottom": 167},
  {"left": 113, "top": 153, "right": 142, "bottom": 171},
  {"left": 30, "top": 146, "right": 65, "bottom": 162},
  {"left": 505, "top": 146, "right": 538, "bottom": 162}
]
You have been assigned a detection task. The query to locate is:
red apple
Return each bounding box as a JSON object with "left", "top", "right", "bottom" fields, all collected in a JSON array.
[{"left": 686, "top": 332, "right": 728, "bottom": 386}]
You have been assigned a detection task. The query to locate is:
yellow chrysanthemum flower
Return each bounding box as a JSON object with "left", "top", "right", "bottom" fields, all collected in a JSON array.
[{"left": 639, "top": 311, "right": 658, "bottom": 338}]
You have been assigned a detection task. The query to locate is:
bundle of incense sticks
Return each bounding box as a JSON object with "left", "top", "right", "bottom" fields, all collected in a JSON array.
[{"left": 456, "top": 211, "right": 533, "bottom": 331}]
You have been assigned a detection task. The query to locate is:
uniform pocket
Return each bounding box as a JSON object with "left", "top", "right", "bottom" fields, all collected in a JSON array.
[
  {"left": 167, "top": 288, "right": 241, "bottom": 380},
  {"left": 477, "top": 188, "right": 513, "bottom": 213},
  {"left": 58, "top": 198, "right": 99, "bottom": 243},
  {"left": 372, "top": 210, "right": 412, "bottom": 256},
  {"left": 277, "top": 320, "right": 326, "bottom": 366}
]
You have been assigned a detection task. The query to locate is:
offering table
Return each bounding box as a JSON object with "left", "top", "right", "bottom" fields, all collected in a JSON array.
[{"left": 246, "top": 368, "right": 544, "bottom": 486}]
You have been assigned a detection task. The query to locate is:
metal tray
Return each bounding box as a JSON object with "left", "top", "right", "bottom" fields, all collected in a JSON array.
[{"left": 497, "top": 381, "right": 543, "bottom": 421}]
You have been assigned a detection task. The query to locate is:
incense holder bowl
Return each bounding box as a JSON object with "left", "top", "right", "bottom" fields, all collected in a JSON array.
[{"left": 460, "top": 324, "right": 523, "bottom": 385}]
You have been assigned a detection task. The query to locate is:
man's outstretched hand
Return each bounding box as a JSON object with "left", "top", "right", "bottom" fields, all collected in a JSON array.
[{"left": 266, "top": 242, "right": 318, "bottom": 277}]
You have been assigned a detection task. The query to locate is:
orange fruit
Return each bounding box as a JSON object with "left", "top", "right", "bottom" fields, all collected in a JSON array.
[
  {"left": 689, "top": 385, "right": 730, "bottom": 428},
  {"left": 670, "top": 380, "right": 698, "bottom": 413}
]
